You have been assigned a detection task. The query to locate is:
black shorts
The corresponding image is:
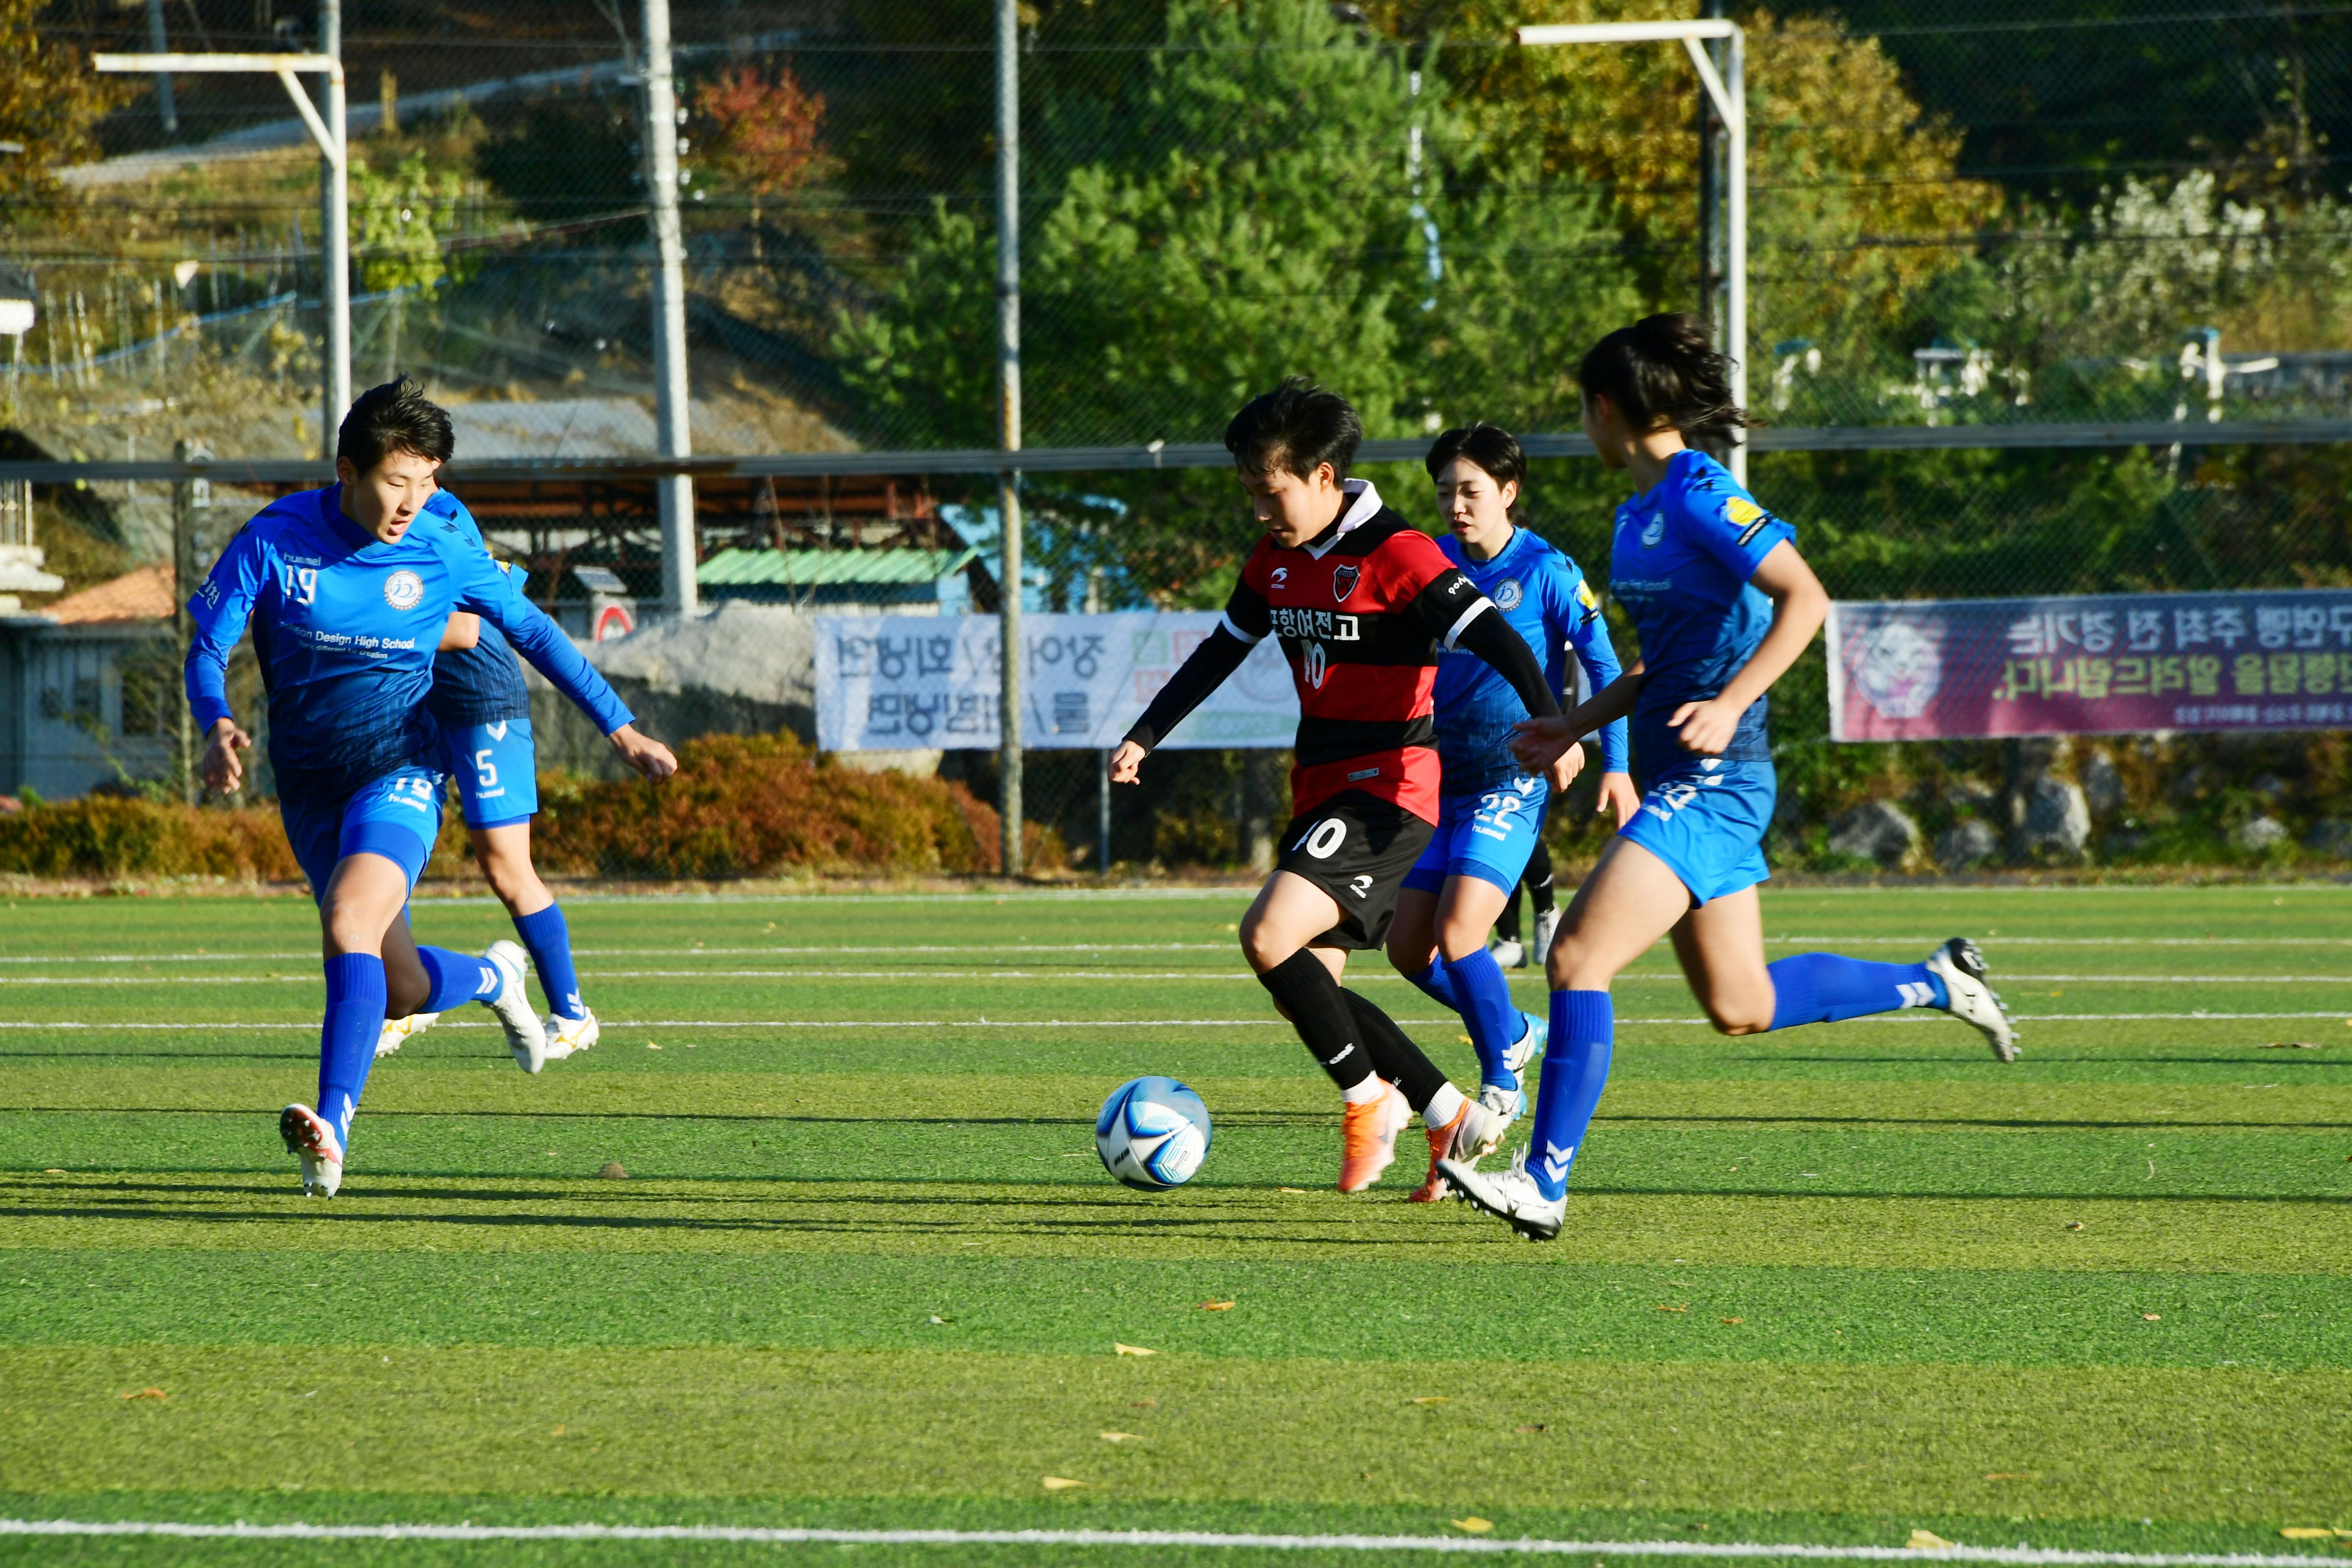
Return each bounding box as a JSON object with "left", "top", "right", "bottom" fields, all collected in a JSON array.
[{"left": 1274, "top": 790, "right": 1436, "bottom": 951}]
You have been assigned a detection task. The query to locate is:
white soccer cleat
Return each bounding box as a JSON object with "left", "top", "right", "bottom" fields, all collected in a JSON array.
[
  {"left": 484, "top": 940, "right": 547, "bottom": 1074},
  {"left": 1531, "top": 908, "right": 1560, "bottom": 967},
  {"left": 1488, "top": 936, "right": 1527, "bottom": 970},
  {"left": 1504, "top": 1012, "right": 1546, "bottom": 1075},
  {"left": 1471, "top": 1081, "right": 1522, "bottom": 1159},
  {"left": 1439, "top": 1149, "right": 1565, "bottom": 1241},
  {"left": 374, "top": 1011, "right": 441, "bottom": 1059},
  {"left": 1925, "top": 936, "right": 2019, "bottom": 1062},
  {"left": 542, "top": 1008, "right": 601, "bottom": 1062},
  {"left": 279, "top": 1102, "right": 344, "bottom": 1198}
]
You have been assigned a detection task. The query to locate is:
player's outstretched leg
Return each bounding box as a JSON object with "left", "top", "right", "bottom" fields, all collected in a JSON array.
[
  {"left": 290, "top": 949, "right": 387, "bottom": 1198},
  {"left": 414, "top": 941, "right": 546, "bottom": 1072},
  {"left": 1760, "top": 939, "right": 2017, "bottom": 1061},
  {"left": 1335, "top": 988, "right": 1491, "bottom": 1202},
  {"left": 473, "top": 821, "right": 598, "bottom": 1061},
  {"left": 1444, "top": 987, "right": 1612, "bottom": 1239},
  {"left": 376, "top": 1009, "right": 441, "bottom": 1058}
]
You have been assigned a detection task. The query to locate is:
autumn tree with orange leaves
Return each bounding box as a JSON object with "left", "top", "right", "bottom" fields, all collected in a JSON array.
[{"left": 693, "top": 63, "right": 833, "bottom": 257}]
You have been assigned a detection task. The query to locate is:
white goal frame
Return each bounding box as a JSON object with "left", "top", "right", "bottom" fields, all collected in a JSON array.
[{"left": 1517, "top": 19, "right": 1747, "bottom": 481}]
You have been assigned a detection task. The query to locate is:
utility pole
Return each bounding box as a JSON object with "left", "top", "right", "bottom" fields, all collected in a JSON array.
[
  {"left": 143, "top": 0, "right": 178, "bottom": 136},
  {"left": 318, "top": 0, "right": 347, "bottom": 455},
  {"left": 994, "top": 0, "right": 1024, "bottom": 878},
  {"left": 1696, "top": 0, "right": 1725, "bottom": 343},
  {"left": 172, "top": 439, "right": 199, "bottom": 805},
  {"left": 642, "top": 0, "right": 698, "bottom": 619}
]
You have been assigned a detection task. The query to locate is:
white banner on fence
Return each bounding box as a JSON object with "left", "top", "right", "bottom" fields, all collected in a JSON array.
[{"left": 815, "top": 612, "right": 1300, "bottom": 751}]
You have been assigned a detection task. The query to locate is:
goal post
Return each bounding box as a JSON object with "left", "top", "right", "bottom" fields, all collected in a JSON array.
[{"left": 1516, "top": 18, "right": 1746, "bottom": 482}]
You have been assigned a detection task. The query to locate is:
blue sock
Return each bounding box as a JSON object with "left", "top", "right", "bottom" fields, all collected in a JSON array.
[
  {"left": 1407, "top": 960, "right": 1459, "bottom": 1012},
  {"left": 416, "top": 946, "right": 503, "bottom": 1013},
  {"left": 513, "top": 903, "right": 585, "bottom": 1019},
  {"left": 1766, "top": 953, "right": 1947, "bottom": 1031},
  {"left": 317, "top": 953, "right": 387, "bottom": 1149},
  {"left": 1527, "top": 989, "right": 1614, "bottom": 1202},
  {"left": 1443, "top": 946, "right": 1523, "bottom": 1088}
]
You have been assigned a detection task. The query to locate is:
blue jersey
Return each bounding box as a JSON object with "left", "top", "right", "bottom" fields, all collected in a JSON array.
[
  {"left": 427, "top": 558, "right": 531, "bottom": 729},
  {"left": 185, "top": 485, "right": 632, "bottom": 803},
  {"left": 1432, "top": 525, "right": 1627, "bottom": 793},
  {"left": 1608, "top": 449, "right": 1796, "bottom": 779}
]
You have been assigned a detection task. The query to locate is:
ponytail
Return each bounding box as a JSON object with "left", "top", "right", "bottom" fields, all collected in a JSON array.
[{"left": 1576, "top": 313, "right": 1755, "bottom": 441}]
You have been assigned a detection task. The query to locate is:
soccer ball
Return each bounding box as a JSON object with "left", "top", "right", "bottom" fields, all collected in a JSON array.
[{"left": 1094, "top": 1076, "right": 1211, "bottom": 1191}]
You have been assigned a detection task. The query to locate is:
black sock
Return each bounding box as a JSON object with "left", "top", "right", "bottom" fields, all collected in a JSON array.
[
  {"left": 1339, "top": 988, "right": 1447, "bottom": 1112},
  {"left": 1256, "top": 950, "right": 1375, "bottom": 1093},
  {"left": 1527, "top": 841, "right": 1557, "bottom": 917},
  {"left": 1494, "top": 885, "right": 1523, "bottom": 944}
]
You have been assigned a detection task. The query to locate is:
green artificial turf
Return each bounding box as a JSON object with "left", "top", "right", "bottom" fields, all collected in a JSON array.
[{"left": 1, "top": 885, "right": 2349, "bottom": 1566}]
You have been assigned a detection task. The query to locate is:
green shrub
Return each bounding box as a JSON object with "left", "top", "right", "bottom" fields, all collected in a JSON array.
[{"left": 0, "top": 796, "right": 299, "bottom": 880}]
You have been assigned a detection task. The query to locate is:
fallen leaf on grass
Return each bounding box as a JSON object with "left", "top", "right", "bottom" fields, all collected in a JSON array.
[
  {"left": 1278, "top": 1187, "right": 1309, "bottom": 1194},
  {"left": 120, "top": 1388, "right": 165, "bottom": 1402},
  {"left": 926, "top": 1315, "right": 954, "bottom": 1326},
  {"left": 2142, "top": 1313, "right": 2162, "bottom": 1321},
  {"left": 645, "top": 1042, "right": 662, "bottom": 1051},
  {"left": 1409, "top": 1396, "right": 1450, "bottom": 1405},
  {"left": 551, "top": 1425, "right": 565, "bottom": 1436},
  {"left": 1983, "top": 1473, "right": 2038, "bottom": 1481},
  {"left": 1113, "top": 1342, "right": 1156, "bottom": 1356},
  {"left": 1452, "top": 1518, "right": 1493, "bottom": 1533},
  {"left": 1906, "top": 1530, "right": 1957, "bottom": 1551},
  {"left": 2281, "top": 1530, "right": 2335, "bottom": 1541},
  {"left": 1128, "top": 1400, "right": 1158, "bottom": 1409},
  {"left": 597, "top": 1162, "right": 628, "bottom": 1180},
  {"left": 1200, "top": 1301, "right": 1235, "bottom": 1311},
  {"left": 1099, "top": 1432, "right": 1143, "bottom": 1443},
  {"left": 1516, "top": 1424, "right": 1546, "bottom": 1434},
  {"left": 2066, "top": 1222, "right": 2085, "bottom": 1231},
  {"left": 1041, "top": 1477, "right": 1089, "bottom": 1491},
  {"left": 2263, "top": 1041, "right": 2325, "bottom": 1049},
  {"left": 1720, "top": 1317, "right": 1744, "bottom": 1325},
  {"left": 1457, "top": 1035, "right": 1474, "bottom": 1046},
  {"left": 1655, "top": 1304, "right": 1689, "bottom": 1313},
  {"left": 42, "top": 1168, "right": 64, "bottom": 1175}
]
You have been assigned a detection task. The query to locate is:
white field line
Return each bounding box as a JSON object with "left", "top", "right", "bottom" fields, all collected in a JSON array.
[
  {"left": 0, "top": 1520, "right": 2332, "bottom": 1564},
  {"left": 0, "top": 944, "right": 1239, "bottom": 964},
  {"left": 7, "top": 969, "right": 2352, "bottom": 987},
  {"left": 0, "top": 1012, "right": 2347, "bottom": 1032}
]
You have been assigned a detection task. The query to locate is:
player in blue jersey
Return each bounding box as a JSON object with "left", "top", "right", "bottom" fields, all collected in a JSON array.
[
  {"left": 374, "top": 578, "right": 601, "bottom": 1064},
  {"left": 186, "top": 379, "right": 677, "bottom": 1197},
  {"left": 1384, "top": 424, "right": 1638, "bottom": 1199},
  {"left": 1439, "top": 316, "right": 2016, "bottom": 1240}
]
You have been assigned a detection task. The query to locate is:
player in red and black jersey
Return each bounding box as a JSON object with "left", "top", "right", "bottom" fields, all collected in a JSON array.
[{"left": 1111, "top": 379, "right": 1570, "bottom": 1194}]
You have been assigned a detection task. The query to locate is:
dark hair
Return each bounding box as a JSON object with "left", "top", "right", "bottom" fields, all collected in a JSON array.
[
  {"left": 1424, "top": 422, "right": 1526, "bottom": 510},
  {"left": 336, "top": 377, "right": 455, "bottom": 474},
  {"left": 1575, "top": 313, "right": 1754, "bottom": 440},
  {"left": 1224, "top": 376, "right": 1361, "bottom": 482}
]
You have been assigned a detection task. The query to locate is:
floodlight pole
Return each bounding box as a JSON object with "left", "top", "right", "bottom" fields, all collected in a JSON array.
[
  {"left": 994, "top": 0, "right": 1024, "bottom": 878},
  {"left": 96, "top": 50, "right": 348, "bottom": 460},
  {"left": 1516, "top": 18, "right": 1747, "bottom": 484}
]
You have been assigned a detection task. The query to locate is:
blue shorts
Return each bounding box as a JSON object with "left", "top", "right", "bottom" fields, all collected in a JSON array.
[
  {"left": 278, "top": 767, "right": 447, "bottom": 905},
  {"left": 441, "top": 716, "right": 539, "bottom": 830},
  {"left": 1617, "top": 757, "right": 1774, "bottom": 906},
  {"left": 1401, "top": 774, "right": 1550, "bottom": 897}
]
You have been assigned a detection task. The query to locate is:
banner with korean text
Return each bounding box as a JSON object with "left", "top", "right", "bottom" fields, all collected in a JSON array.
[
  {"left": 815, "top": 612, "right": 1301, "bottom": 751},
  {"left": 1827, "top": 590, "right": 2352, "bottom": 741}
]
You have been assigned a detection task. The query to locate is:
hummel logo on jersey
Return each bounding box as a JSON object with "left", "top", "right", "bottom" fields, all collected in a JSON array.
[
  {"left": 486, "top": 720, "right": 509, "bottom": 742},
  {"left": 1540, "top": 1140, "right": 1574, "bottom": 1183},
  {"left": 1332, "top": 564, "right": 1359, "bottom": 602}
]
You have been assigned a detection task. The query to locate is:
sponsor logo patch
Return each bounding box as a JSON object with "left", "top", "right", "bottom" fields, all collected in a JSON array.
[
  {"left": 382, "top": 569, "right": 426, "bottom": 611},
  {"left": 1725, "top": 495, "right": 1773, "bottom": 548}
]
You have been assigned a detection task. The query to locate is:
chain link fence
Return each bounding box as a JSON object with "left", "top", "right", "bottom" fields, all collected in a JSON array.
[{"left": 8, "top": 1, "right": 2352, "bottom": 870}]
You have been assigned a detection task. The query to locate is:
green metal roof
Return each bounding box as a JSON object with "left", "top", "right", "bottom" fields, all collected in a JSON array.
[{"left": 696, "top": 547, "right": 978, "bottom": 587}]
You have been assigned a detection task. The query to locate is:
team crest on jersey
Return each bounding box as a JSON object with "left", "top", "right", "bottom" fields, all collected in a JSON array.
[
  {"left": 1640, "top": 512, "right": 1666, "bottom": 549},
  {"left": 1493, "top": 577, "right": 1524, "bottom": 611},
  {"left": 382, "top": 569, "right": 426, "bottom": 610},
  {"left": 1331, "top": 564, "right": 1360, "bottom": 602}
]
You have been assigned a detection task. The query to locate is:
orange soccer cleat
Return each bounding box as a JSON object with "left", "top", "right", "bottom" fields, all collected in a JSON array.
[
  {"left": 1337, "top": 1082, "right": 1411, "bottom": 1192},
  {"left": 1407, "top": 1096, "right": 1492, "bottom": 1203}
]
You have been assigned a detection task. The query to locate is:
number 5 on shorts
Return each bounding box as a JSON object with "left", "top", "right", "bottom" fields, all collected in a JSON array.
[{"left": 474, "top": 749, "right": 498, "bottom": 789}]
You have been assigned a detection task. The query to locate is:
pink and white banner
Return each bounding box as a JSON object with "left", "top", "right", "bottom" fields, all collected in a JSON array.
[{"left": 1826, "top": 589, "right": 2352, "bottom": 741}]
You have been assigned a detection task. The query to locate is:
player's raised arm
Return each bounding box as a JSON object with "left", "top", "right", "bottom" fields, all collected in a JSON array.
[
  {"left": 457, "top": 552, "right": 678, "bottom": 782},
  {"left": 1552, "top": 567, "right": 1637, "bottom": 821},
  {"left": 182, "top": 525, "right": 269, "bottom": 795},
  {"left": 1109, "top": 577, "right": 1270, "bottom": 784},
  {"left": 1414, "top": 568, "right": 1560, "bottom": 724}
]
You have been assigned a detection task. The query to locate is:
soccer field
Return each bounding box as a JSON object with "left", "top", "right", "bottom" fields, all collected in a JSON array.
[{"left": 0, "top": 883, "right": 2347, "bottom": 1567}]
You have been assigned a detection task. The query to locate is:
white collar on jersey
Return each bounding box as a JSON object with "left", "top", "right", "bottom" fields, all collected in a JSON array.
[{"left": 1299, "top": 478, "right": 1383, "bottom": 561}]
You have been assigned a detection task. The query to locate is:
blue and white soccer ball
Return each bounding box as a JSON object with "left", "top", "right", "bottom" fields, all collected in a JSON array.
[{"left": 1094, "top": 1076, "right": 1212, "bottom": 1191}]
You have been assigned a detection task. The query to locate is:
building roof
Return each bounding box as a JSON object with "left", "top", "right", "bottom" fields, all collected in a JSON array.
[
  {"left": 43, "top": 563, "right": 175, "bottom": 624},
  {"left": 696, "top": 547, "right": 977, "bottom": 588}
]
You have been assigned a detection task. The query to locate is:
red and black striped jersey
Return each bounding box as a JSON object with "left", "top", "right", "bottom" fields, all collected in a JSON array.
[{"left": 1220, "top": 481, "right": 1494, "bottom": 821}]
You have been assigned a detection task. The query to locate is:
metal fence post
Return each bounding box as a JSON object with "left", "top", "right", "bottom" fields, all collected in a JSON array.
[
  {"left": 172, "top": 439, "right": 196, "bottom": 805},
  {"left": 318, "top": 0, "right": 348, "bottom": 455},
  {"left": 994, "top": 0, "right": 1023, "bottom": 877}
]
